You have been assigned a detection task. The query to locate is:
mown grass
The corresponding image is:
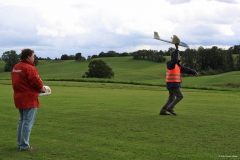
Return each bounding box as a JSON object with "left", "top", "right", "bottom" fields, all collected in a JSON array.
[
  {"left": 0, "top": 82, "right": 239, "bottom": 160},
  {"left": 0, "top": 57, "right": 240, "bottom": 159}
]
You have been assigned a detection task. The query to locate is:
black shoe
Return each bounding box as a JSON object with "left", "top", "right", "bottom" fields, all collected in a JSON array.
[
  {"left": 167, "top": 109, "right": 177, "bottom": 116},
  {"left": 159, "top": 112, "right": 171, "bottom": 115}
]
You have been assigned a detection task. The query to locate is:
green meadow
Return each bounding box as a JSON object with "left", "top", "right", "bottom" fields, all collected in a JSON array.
[{"left": 0, "top": 57, "right": 240, "bottom": 160}]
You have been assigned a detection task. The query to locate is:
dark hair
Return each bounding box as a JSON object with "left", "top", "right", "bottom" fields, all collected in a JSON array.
[{"left": 20, "top": 48, "right": 34, "bottom": 60}]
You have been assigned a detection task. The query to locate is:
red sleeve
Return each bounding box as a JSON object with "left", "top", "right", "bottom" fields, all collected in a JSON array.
[{"left": 27, "top": 66, "right": 43, "bottom": 91}]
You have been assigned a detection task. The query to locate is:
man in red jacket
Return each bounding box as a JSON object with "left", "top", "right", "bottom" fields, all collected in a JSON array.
[{"left": 11, "top": 48, "right": 46, "bottom": 151}]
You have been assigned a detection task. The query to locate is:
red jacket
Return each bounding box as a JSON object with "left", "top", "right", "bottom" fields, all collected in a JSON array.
[{"left": 11, "top": 60, "right": 43, "bottom": 109}]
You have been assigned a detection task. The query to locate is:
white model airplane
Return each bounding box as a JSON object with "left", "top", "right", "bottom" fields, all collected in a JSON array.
[
  {"left": 38, "top": 85, "right": 51, "bottom": 97},
  {"left": 154, "top": 31, "right": 189, "bottom": 48}
]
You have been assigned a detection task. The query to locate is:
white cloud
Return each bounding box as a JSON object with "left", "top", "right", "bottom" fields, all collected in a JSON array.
[
  {"left": 166, "top": 0, "right": 192, "bottom": 4},
  {"left": 0, "top": 0, "right": 239, "bottom": 58},
  {"left": 219, "top": 25, "right": 235, "bottom": 36},
  {"left": 208, "top": 0, "right": 239, "bottom": 4}
]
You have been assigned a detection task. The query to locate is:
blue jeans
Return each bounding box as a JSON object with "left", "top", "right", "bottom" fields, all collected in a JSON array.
[{"left": 17, "top": 108, "right": 37, "bottom": 150}]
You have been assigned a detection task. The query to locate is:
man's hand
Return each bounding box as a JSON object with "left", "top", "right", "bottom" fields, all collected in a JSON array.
[
  {"left": 195, "top": 72, "right": 199, "bottom": 77},
  {"left": 175, "top": 43, "right": 179, "bottom": 50},
  {"left": 40, "top": 87, "right": 46, "bottom": 93}
]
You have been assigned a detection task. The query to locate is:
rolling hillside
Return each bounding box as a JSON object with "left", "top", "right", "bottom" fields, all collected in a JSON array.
[
  {"left": 1, "top": 56, "right": 240, "bottom": 91},
  {"left": 0, "top": 57, "right": 168, "bottom": 81}
]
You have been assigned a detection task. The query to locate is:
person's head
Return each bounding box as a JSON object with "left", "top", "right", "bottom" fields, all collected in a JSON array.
[{"left": 20, "top": 48, "right": 35, "bottom": 63}]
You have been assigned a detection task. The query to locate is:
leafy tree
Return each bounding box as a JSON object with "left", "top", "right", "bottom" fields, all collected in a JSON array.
[
  {"left": 155, "top": 55, "right": 166, "bottom": 62},
  {"left": 167, "top": 47, "right": 175, "bottom": 56},
  {"left": 68, "top": 55, "right": 75, "bottom": 60},
  {"left": 91, "top": 55, "right": 98, "bottom": 59},
  {"left": 132, "top": 49, "right": 166, "bottom": 62},
  {"left": 181, "top": 48, "right": 198, "bottom": 70},
  {"left": 233, "top": 45, "right": 240, "bottom": 54},
  {"left": 87, "top": 56, "right": 91, "bottom": 60},
  {"left": 83, "top": 60, "right": 114, "bottom": 79},
  {"left": 75, "top": 53, "right": 82, "bottom": 61},
  {"left": 61, "top": 54, "right": 69, "bottom": 60},
  {"left": 181, "top": 46, "right": 235, "bottom": 74},
  {"left": 196, "top": 47, "right": 210, "bottom": 71},
  {"left": 225, "top": 48, "right": 234, "bottom": 71},
  {"left": 106, "top": 50, "right": 118, "bottom": 57},
  {"left": 98, "top": 51, "right": 119, "bottom": 57},
  {"left": 235, "top": 55, "right": 240, "bottom": 70},
  {"left": 1, "top": 50, "right": 19, "bottom": 72},
  {"left": 120, "top": 52, "right": 130, "bottom": 56},
  {"left": 159, "top": 50, "right": 165, "bottom": 56}
]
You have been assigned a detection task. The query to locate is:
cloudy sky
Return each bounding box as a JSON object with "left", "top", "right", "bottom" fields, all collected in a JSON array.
[{"left": 0, "top": 0, "right": 240, "bottom": 59}]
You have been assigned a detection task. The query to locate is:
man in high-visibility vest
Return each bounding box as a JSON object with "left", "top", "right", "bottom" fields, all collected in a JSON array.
[{"left": 159, "top": 43, "right": 199, "bottom": 116}]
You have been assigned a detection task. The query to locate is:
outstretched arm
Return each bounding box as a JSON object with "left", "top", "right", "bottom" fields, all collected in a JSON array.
[{"left": 180, "top": 65, "right": 198, "bottom": 76}]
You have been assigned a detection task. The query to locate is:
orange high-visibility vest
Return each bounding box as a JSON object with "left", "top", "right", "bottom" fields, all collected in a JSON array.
[{"left": 166, "top": 64, "right": 181, "bottom": 82}]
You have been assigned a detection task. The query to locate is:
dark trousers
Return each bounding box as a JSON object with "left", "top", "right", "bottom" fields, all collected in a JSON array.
[{"left": 160, "top": 87, "right": 184, "bottom": 113}]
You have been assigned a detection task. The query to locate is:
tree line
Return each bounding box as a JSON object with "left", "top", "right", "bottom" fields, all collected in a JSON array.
[
  {"left": 1, "top": 50, "right": 39, "bottom": 72},
  {"left": 1, "top": 45, "right": 240, "bottom": 76},
  {"left": 180, "top": 46, "right": 239, "bottom": 75}
]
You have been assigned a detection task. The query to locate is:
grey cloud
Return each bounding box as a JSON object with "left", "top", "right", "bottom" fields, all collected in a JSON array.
[
  {"left": 189, "top": 25, "right": 220, "bottom": 36},
  {"left": 207, "top": 0, "right": 239, "bottom": 4},
  {"left": 214, "top": 7, "right": 240, "bottom": 24},
  {"left": 0, "top": 5, "right": 62, "bottom": 57},
  {"left": 0, "top": 5, "right": 42, "bottom": 47},
  {"left": 1, "top": 1, "right": 239, "bottom": 59},
  {"left": 71, "top": 2, "right": 91, "bottom": 9},
  {"left": 166, "top": 0, "right": 192, "bottom": 5}
]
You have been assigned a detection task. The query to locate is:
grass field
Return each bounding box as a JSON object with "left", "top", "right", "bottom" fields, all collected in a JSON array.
[
  {"left": 0, "top": 57, "right": 240, "bottom": 159},
  {"left": 0, "top": 82, "right": 239, "bottom": 160}
]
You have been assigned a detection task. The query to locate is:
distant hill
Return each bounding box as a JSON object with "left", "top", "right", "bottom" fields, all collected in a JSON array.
[
  {"left": 0, "top": 56, "right": 168, "bottom": 81},
  {"left": 1, "top": 56, "right": 240, "bottom": 91}
]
